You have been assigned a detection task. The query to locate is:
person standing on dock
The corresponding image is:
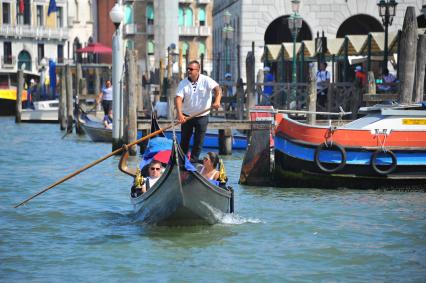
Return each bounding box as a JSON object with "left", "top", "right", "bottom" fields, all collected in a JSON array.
[
  {"left": 175, "top": 60, "right": 222, "bottom": 163},
  {"left": 316, "top": 62, "right": 330, "bottom": 107},
  {"left": 96, "top": 79, "right": 113, "bottom": 115}
]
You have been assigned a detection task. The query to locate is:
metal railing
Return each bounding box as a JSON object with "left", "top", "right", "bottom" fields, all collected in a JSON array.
[{"left": 0, "top": 25, "right": 68, "bottom": 40}]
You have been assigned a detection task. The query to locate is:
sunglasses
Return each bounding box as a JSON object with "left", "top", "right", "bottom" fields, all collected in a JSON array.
[
  {"left": 150, "top": 167, "right": 161, "bottom": 171},
  {"left": 187, "top": 68, "right": 198, "bottom": 71}
]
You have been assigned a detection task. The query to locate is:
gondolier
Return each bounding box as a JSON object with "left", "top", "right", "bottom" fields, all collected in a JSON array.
[
  {"left": 96, "top": 79, "right": 113, "bottom": 115},
  {"left": 175, "top": 60, "right": 222, "bottom": 163}
]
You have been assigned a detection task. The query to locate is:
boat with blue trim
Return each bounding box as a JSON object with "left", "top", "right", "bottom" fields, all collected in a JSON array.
[{"left": 273, "top": 103, "right": 426, "bottom": 190}]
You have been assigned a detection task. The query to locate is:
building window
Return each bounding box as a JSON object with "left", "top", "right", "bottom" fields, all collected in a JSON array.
[
  {"left": 124, "top": 4, "right": 133, "bottom": 24},
  {"left": 198, "top": 7, "right": 205, "bottom": 26},
  {"left": 37, "top": 44, "right": 44, "bottom": 64},
  {"left": 57, "top": 7, "right": 63, "bottom": 27},
  {"left": 2, "top": 2, "right": 10, "bottom": 24},
  {"left": 3, "top": 42, "right": 12, "bottom": 64},
  {"left": 180, "top": 41, "right": 189, "bottom": 57},
  {"left": 198, "top": 42, "right": 206, "bottom": 58},
  {"left": 147, "top": 4, "right": 154, "bottom": 25},
  {"left": 178, "top": 7, "right": 184, "bottom": 27},
  {"left": 126, "top": 40, "right": 134, "bottom": 50},
  {"left": 74, "top": 0, "right": 79, "bottom": 22},
  {"left": 57, "top": 45, "right": 64, "bottom": 63},
  {"left": 36, "top": 5, "right": 43, "bottom": 26},
  {"left": 23, "top": 0, "right": 30, "bottom": 25},
  {"left": 148, "top": 40, "right": 155, "bottom": 55},
  {"left": 18, "top": 50, "right": 31, "bottom": 71},
  {"left": 184, "top": 8, "right": 193, "bottom": 27}
]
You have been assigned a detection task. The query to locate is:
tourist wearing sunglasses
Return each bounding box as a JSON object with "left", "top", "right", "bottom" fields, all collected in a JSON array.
[
  {"left": 175, "top": 60, "right": 222, "bottom": 163},
  {"left": 140, "top": 160, "right": 163, "bottom": 194}
]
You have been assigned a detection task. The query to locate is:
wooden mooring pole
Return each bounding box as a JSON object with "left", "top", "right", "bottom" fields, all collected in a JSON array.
[
  {"left": 399, "top": 6, "right": 418, "bottom": 104},
  {"left": 307, "top": 63, "right": 316, "bottom": 125},
  {"left": 65, "top": 64, "right": 73, "bottom": 133},
  {"left": 15, "top": 69, "right": 23, "bottom": 123},
  {"left": 124, "top": 49, "right": 138, "bottom": 155},
  {"left": 414, "top": 34, "right": 426, "bottom": 103}
]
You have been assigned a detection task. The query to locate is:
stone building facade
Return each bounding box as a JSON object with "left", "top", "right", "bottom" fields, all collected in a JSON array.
[
  {"left": 213, "top": 0, "right": 426, "bottom": 82},
  {"left": 0, "top": 0, "right": 96, "bottom": 84}
]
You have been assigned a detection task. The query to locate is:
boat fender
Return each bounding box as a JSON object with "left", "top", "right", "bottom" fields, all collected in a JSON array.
[
  {"left": 370, "top": 149, "right": 397, "bottom": 175},
  {"left": 314, "top": 142, "right": 347, "bottom": 173}
]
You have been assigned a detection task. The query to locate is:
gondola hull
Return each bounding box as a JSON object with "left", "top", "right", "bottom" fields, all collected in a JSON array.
[
  {"left": 81, "top": 123, "right": 112, "bottom": 142},
  {"left": 79, "top": 113, "right": 112, "bottom": 142},
  {"left": 131, "top": 143, "right": 233, "bottom": 225}
]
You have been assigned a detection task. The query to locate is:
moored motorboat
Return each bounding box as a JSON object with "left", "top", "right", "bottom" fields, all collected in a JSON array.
[
  {"left": 21, "top": 99, "right": 59, "bottom": 122},
  {"left": 273, "top": 104, "right": 426, "bottom": 190},
  {"left": 0, "top": 87, "right": 28, "bottom": 116}
]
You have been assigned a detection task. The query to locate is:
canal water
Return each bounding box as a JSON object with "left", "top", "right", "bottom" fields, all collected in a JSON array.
[{"left": 0, "top": 117, "right": 425, "bottom": 282}]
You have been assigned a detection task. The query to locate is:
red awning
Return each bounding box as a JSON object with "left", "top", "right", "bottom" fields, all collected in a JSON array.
[{"left": 76, "top": 43, "right": 112, "bottom": 54}]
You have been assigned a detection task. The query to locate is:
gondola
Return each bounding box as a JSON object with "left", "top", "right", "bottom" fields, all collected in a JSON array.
[
  {"left": 79, "top": 112, "right": 112, "bottom": 142},
  {"left": 119, "top": 116, "right": 234, "bottom": 225}
]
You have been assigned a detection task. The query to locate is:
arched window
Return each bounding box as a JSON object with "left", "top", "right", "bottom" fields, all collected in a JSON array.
[
  {"left": 198, "top": 7, "right": 206, "bottom": 26},
  {"left": 126, "top": 40, "right": 134, "bottom": 50},
  {"left": 147, "top": 4, "right": 154, "bottom": 25},
  {"left": 198, "top": 42, "right": 206, "bottom": 58},
  {"left": 178, "top": 7, "right": 184, "bottom": 26},
  {"left": 180, "top": 41, "right": 189, "bottom": 57},
  {"left": 184, "top": 8, "right": 193, "bottom": 27},
  {"left": 124, "top": 4, "right": 133, "bottom": 24},
  {"left": 73, "top": 37, "right": 82, "bottom": 63},
  {"left": 18, "top": 50, "right": 31, "bottom": 71},
  {"left": 148, "top": 40, "right": 155, "bottom": 55}
]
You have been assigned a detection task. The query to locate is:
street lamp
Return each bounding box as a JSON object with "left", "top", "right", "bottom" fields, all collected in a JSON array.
[
  {"left": 377, "top": 0, "right": 398, "bottom": 74},
  {"left": 109, "top": 2, "right": 124, "bottom": 149},
  {"left": 222, "top": 10, "right": 234, "bottom": 74},
  {"left": 288, "top": 0, "right": 302, "bottom": 101}
]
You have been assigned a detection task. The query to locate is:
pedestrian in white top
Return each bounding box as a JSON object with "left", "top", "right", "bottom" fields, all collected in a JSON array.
[
  {"left": 316, "top": 62, "right": 330, "bottom": 107},
  {"left": 96, "top": 79, "right": 113, "bottom": 115},
  {"left": 175, "top": 60, "right": 222, "bottom": 163}
]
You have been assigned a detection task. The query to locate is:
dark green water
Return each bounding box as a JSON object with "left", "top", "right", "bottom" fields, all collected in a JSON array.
[{"left": 0, "top": 117, "right": 425, "bottom": 282}]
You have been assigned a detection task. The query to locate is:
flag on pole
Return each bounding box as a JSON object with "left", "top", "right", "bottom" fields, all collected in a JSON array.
[
  {"left": 48, "top": 0, "right": 58, "bottom": 16},
  {"left": 19, "top": 0, "right": 24, "bottom": 14}
]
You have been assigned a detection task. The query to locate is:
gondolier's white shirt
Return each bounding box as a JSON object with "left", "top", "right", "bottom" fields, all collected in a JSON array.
[
  {"left": 102, "top": 86, "right": 113, "bottom": 101},
  {"left": 176, "top": 74, "right": 219, "bottom": 116}
]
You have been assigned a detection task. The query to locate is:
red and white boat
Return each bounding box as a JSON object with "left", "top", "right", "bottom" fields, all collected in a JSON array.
[{"left": 272, "top": 103, "right": 426, "bottom": 190}]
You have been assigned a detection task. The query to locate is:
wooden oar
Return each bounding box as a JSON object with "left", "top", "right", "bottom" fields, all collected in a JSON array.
[{"left": 14, "top": 107, "right": 212, "bottom": 208}]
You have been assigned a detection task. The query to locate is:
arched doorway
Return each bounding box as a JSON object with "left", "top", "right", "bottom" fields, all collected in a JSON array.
[
  {"left": 336, "top": 14, "right": 384, "bottom": 82},
  {"left": 17, "top": 50, "right": 31, "bottom": 71},
  {"left": 264, "top": 15, "right": 312, "bottom": 44},
  {"left": 336, "top": 14, "right": 383, "bottom": 37},
  {"left": 264, "top": 15, "right": 312, "bottom": 83},
  {"left": 417, "top": 15, "right": 426, "bottom": 28}
]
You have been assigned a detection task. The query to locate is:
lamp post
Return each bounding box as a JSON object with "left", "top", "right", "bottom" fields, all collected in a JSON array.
[
  {"left": 222, "top": 10, "right": 234, "bottom": 74},
  {"left": 109, "top": 2, "right": 124, "bottom": 150},
  {"left": 377, "top": 0, "right": 398, "bottom": 74},
  {"left": 288, "top": 0, "right": 302, "bottom": 101}
]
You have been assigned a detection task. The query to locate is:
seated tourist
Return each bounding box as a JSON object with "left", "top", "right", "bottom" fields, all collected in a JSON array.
[
  {"left": 377, "top": 68, "right": 398, "bottom": 92},
  {"left": 198, "top": 152, "right": 220, "bottom": 181},
  {"left": 139, "top": 160, "right": 163, "bottom": 194}
]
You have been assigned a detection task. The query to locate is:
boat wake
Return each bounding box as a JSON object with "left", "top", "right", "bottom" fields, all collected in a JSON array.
[
  {"left": 219, "top": 213, "right": 264, "bottom": 225},
  {"left": 201, "top": 201, "right": 264, "bottom": 225}
]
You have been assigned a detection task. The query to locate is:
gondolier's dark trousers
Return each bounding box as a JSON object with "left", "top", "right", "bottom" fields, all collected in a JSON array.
[
  {"left": 102, "top": 100, "right": 113, "bottom": 115},
  {"left": 181, "top": 114, "right": 209, "bottom": 163}
]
